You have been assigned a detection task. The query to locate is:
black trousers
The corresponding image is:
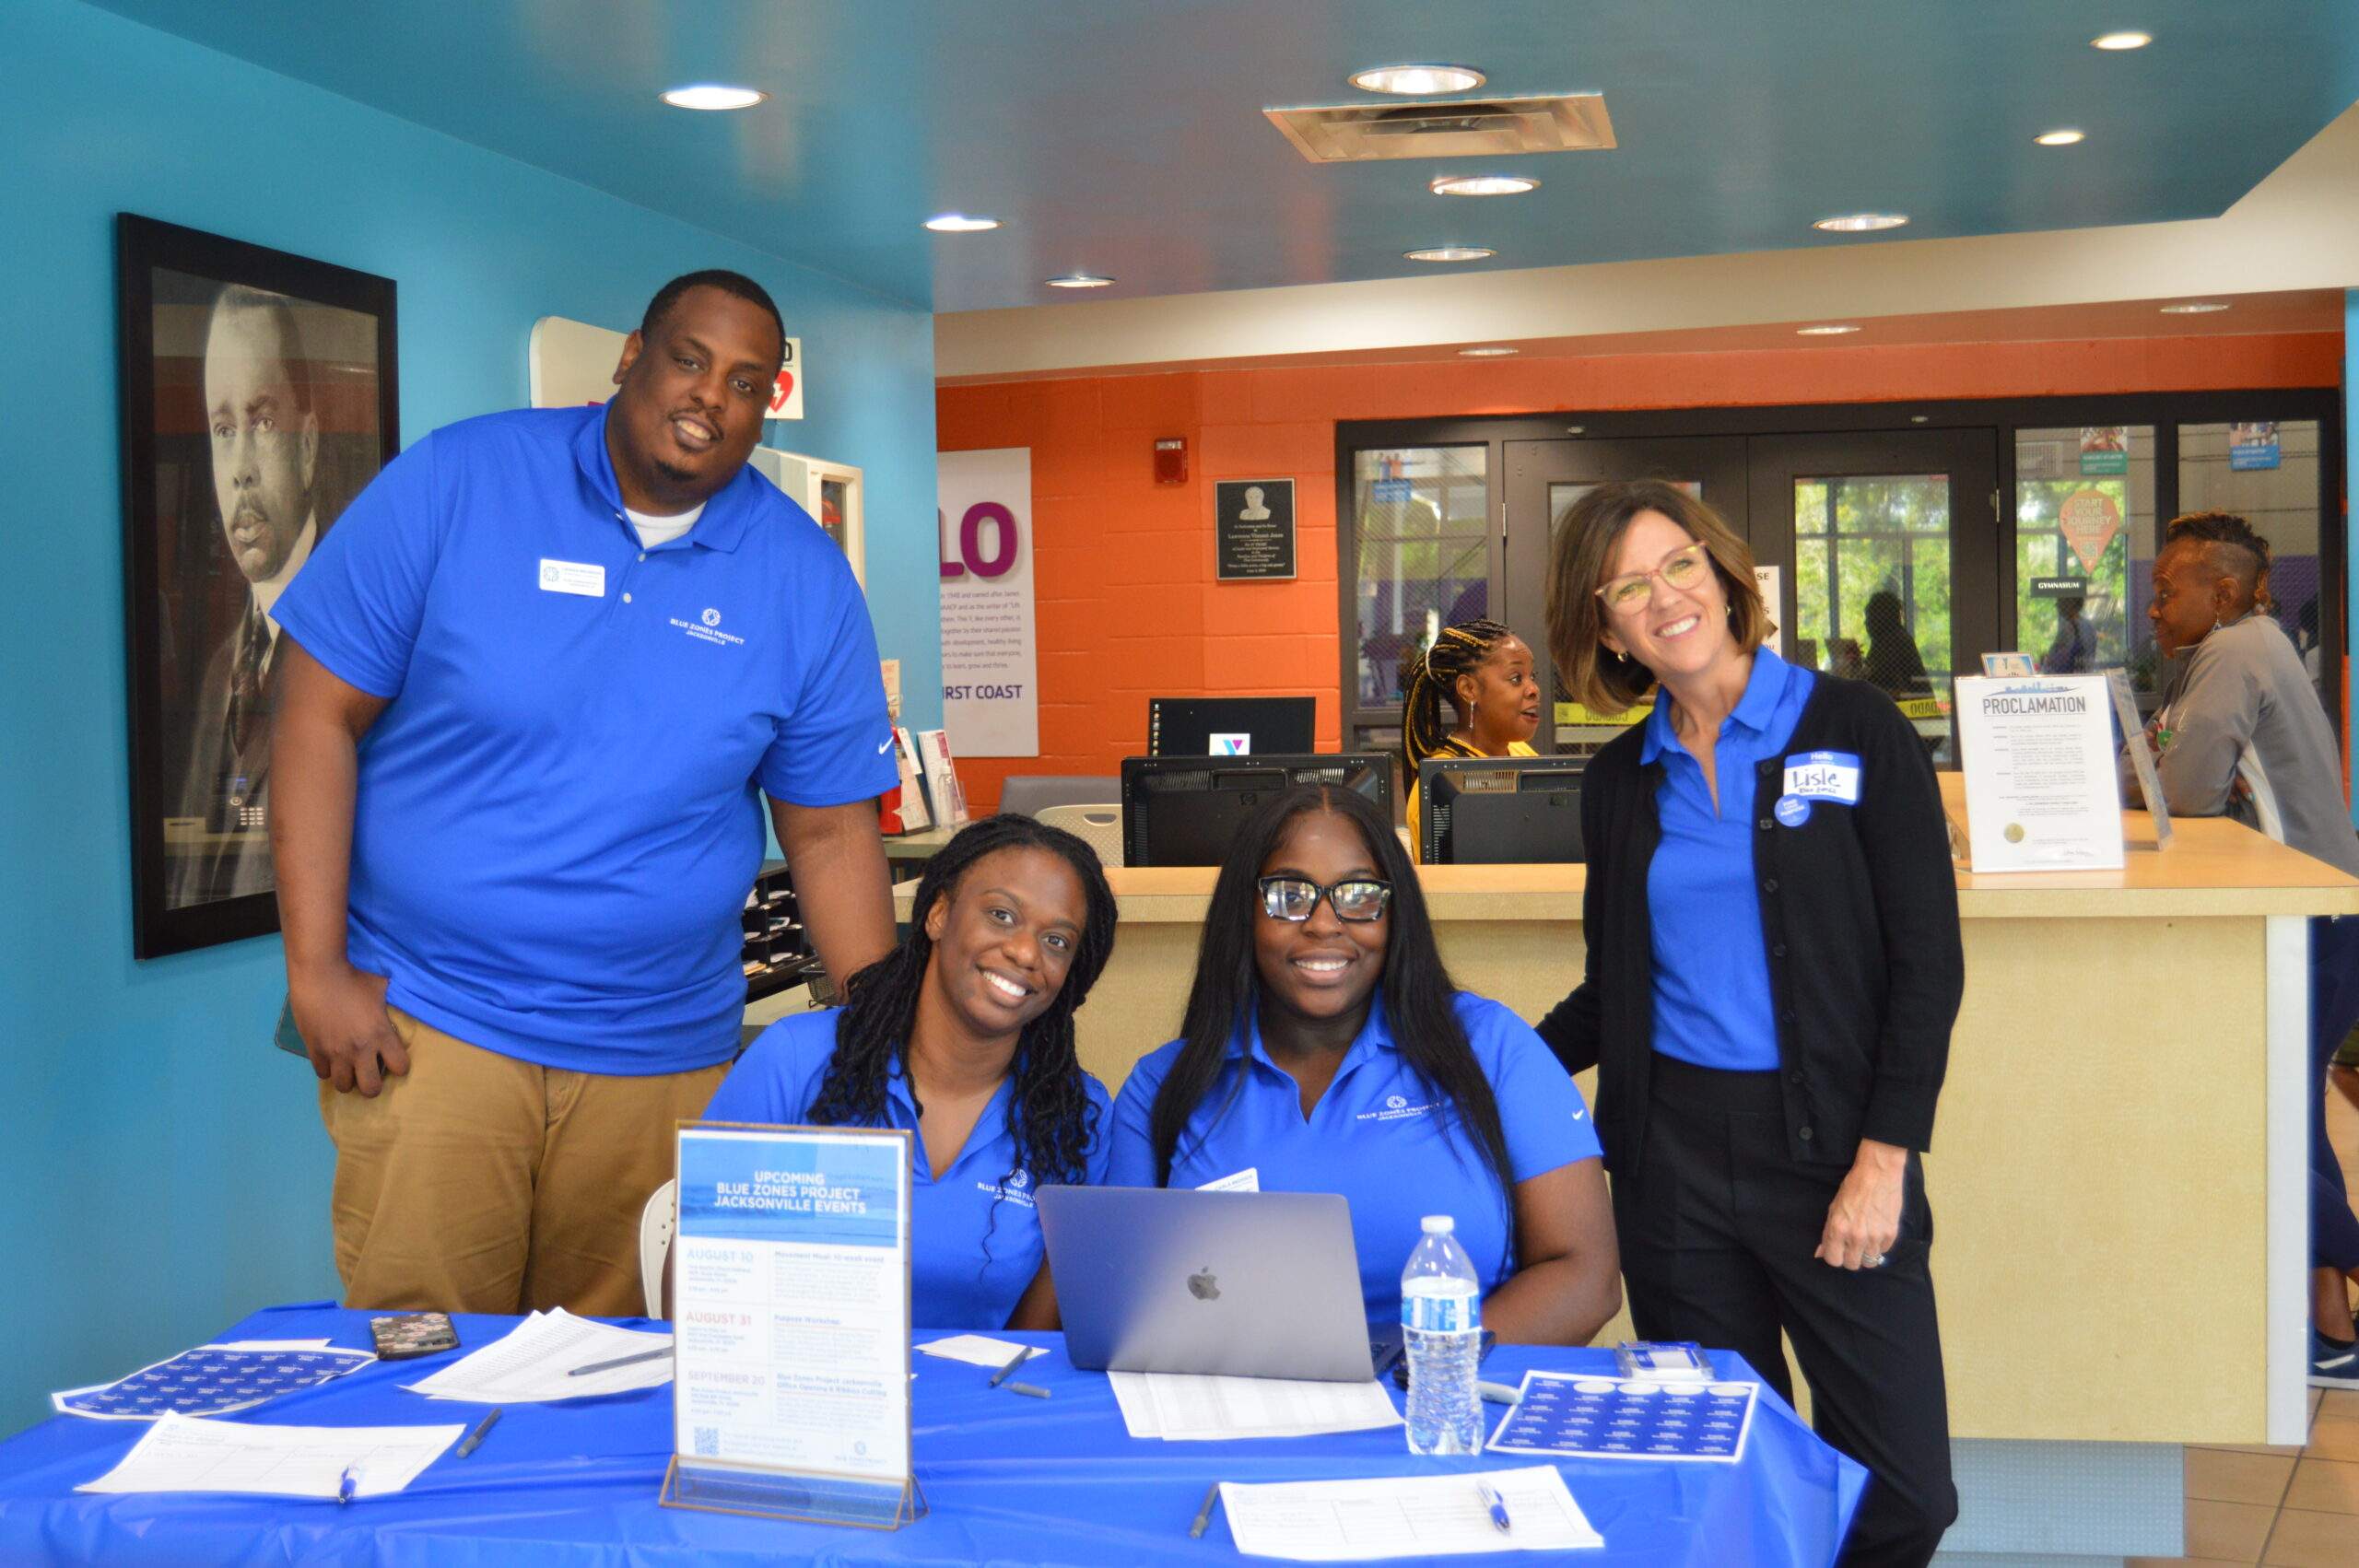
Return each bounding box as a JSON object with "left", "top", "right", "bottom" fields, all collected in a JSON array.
[{"left": 1614, "top": 1056, "right": 1957, "bottom": 1568}]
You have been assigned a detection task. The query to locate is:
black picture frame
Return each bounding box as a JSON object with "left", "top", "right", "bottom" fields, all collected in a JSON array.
[{"left": 117, "top": 215, "right": 399, "bottom": 958}]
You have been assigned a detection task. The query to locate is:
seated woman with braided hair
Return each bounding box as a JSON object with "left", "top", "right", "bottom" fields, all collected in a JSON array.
[
  {"left": 701, "top": 815, "right": 1120, "bottom": 1329},
  {"left": 1399, "top": 617, "right": 1543, "bottom": 860}
]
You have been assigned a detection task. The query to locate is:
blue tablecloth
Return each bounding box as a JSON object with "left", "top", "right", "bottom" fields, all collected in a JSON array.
[{"left": 0, "top": 1303, "right": 1865, "bottom": 1565}]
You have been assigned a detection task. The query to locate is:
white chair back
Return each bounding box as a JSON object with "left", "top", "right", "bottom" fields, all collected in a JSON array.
[
  {"left": 1035, "top": 803, "right": 1123, "bottom": 868},
  {"left": 638, "top": 1178, "right": 676, "bottom": 1318}
]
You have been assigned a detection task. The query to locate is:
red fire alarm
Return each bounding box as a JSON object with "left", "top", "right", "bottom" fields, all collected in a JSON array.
[{"left": 1153, "top": 436, "right": 1188, "bottom": 486}]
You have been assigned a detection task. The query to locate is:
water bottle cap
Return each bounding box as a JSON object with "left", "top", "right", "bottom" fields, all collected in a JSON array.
[{"left": 1420, "top": 1214, "right": 1453, "bottom": 1234}]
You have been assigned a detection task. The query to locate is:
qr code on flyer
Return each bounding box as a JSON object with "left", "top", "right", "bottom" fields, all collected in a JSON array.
[{"left": 694, "top": 1426, "right": 720, "bottom": 1457}]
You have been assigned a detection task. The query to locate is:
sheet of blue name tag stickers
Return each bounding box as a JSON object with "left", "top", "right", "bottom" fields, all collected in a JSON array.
[
  {"left": 1486, "top": 1373, "right": 1759, "bottom": 1463},
  {"left": 52, "top": 1342, "right": 375, "bottom": 1422}
]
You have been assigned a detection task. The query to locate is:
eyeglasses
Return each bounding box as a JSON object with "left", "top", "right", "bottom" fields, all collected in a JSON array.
[
  {"left": 1257, "top": 876, "right": 1392, "bottom": 923},
  {"left": 1597, "top": 541, "right": 1711, "bottom": 614}
]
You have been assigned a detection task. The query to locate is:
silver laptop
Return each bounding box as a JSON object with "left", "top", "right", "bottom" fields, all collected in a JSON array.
[{"left": 1037, "top": 1186, "right": 1375, "bottom": 1382}]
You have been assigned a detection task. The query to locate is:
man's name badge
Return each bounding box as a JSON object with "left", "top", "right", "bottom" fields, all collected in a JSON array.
[
  {"left": 1782, "top": 750, "right": 1861, "bottom": 805},
  {"left": 538, "top": 558, "right": 605, "bottom": 597}
]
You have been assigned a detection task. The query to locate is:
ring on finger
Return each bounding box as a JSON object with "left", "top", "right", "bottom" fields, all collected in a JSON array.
[{"left": 1864, "top": 1252, "right": 1887, "bottom": 1269}]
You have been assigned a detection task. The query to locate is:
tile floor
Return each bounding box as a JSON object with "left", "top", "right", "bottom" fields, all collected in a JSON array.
[{"left": 2126, "top": 1084, "right": 2359, "bottom": 1567}]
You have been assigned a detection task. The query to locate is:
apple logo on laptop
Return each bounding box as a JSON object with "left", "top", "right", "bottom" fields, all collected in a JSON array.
[{"left": 1187, "top": 1267, "right": 1220, "bottom": 1302}]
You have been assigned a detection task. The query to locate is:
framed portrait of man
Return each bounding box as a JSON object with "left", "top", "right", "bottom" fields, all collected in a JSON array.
[{"left": 116, "top": 216, "right": 399, "bottom": 958}]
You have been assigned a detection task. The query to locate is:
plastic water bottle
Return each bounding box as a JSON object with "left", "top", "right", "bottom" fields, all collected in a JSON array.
[{"left": 1401, "top": 1213, "right": 1484, "bottom": 1456}]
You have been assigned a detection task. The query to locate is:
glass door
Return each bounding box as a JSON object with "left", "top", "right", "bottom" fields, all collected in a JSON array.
[
  {"left": 1503, "top": 437, "right": 1749, "bottom": 754},
  {"left": 1347, "top": 446, "right": 1495, "bottom": 726},
  {"left": 1748, "top": 431, "right": 2000, "bottom": 764}
]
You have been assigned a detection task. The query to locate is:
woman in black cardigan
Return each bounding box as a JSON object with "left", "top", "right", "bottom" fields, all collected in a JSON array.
[{"left": 1538, "top": 480, "right": 1963, "bottom": 1568}]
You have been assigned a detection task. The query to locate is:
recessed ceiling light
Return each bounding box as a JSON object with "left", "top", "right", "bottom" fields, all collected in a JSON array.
[
  {"left": 1430, "top": 173, "right": 1539, "bottom": 197},
  {"left": 1404, "top": 246, "right": 1495, "bottom": 263},
  {"left": 2091, "top": 30, "right": 2152, "bottom": 51},
  {"left": 1350, "top": 64, "right": 1485, "bottom": 96},
  {"left": 2160, "top": 301, "right": 2231, "bottom": 314},
  {"left": 660, "top": 85, "right": 768, "bottom": 111},
  {"left": 2035, "top": 128, "right": 2086, "bottom": 146},
  {"left": 1458, "top": 345, "right": 1519, "bottom": 357},
  {"left": 1813, "top": 213, "right": 1908, "bottom": 233},
  {"left": 924, "top": 213, "right": 1002, "bottom": 233},
  {"left": 1045, "top": 273, "right": 1115, "bottom": 288},
  {"left": 1797, "top": 324, "right": 1860, "bottom": 335}
]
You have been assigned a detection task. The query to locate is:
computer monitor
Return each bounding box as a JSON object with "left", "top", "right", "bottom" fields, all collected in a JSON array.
[
  {"left": 1121, "top": 753, "right": 1391, "bottom": 868},
  {"left": 1147, "top": 696, "right": 1316, "bottom": 758},
  {"left": 1418, "top": 755, "right": 1586, "bottom": 865}
]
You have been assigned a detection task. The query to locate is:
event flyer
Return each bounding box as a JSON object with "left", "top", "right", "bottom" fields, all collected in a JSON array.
[
  {"left": 1954, "top": 674, "right": 2124, "bottom": 872},
  {"left": 672, "top": 1126, "right": 912, "bottom": 1486}
]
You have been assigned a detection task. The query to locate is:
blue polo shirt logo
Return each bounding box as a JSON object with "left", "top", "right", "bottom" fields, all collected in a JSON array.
[
  {"left": 670, "top": 607, "right": 745, "bottom": 649},
  {"left": 1357, "top": 1093, "right": 1436, "bottom": 1124}
]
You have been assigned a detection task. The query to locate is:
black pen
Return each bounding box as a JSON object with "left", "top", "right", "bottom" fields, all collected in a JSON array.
[
  {"left": 454, "top": 1406, "right": 501, "bottom": 1458},
  {"left": 987, "top": 1346, "right": 1030, "bottom": 1387},
  {"left": 1189, "top": 1480, "right": 1222, "bottom": 1539}
]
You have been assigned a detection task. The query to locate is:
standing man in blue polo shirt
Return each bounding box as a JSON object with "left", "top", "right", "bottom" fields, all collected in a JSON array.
[{"left": 269, "top": 270, "right": 899, "bottom": 1316}]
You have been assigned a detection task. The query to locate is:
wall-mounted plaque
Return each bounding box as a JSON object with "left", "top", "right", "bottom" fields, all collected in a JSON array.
[{"left": 1214, "top": 478, "right": 1296, "bottom": 581}]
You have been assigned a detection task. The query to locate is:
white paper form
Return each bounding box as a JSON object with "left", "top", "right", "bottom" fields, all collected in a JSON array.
[
  {"left": 914, "top": 1335, "right": 1044, "bottom": 1369},
  {"left": 1219, "top": 1465, "right": 1602, "bottom": 1560},
  {"left": 1106, "top": 1371, "right": 1400, "bottom": 1441},
  {"left": 76, "top": 1412, "right": 463, "bottom": 1498},
  {"left": 403, "top": 1309, "right": 671, "bottom": 1403}
]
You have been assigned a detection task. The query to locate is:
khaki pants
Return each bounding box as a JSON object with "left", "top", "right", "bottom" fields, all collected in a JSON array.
[{"left": 319, "top": 1009, "right": 728, "bottom": 1316}]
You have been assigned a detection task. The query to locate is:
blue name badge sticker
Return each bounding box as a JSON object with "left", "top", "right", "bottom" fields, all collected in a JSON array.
[{"left": 1782, "top": 751, "right": 1861, "bottom": 806}]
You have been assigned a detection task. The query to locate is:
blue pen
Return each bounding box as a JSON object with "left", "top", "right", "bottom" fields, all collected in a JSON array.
[
  {"left": 336, "top": 1465, "right": 358, "bottom": 1507},
  {"left": 1476, "top": 1480, "right": 1510, "bottom": 1534}
]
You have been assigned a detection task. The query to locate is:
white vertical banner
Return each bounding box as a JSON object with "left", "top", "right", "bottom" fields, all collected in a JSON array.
[
  {"left": 1754, "top": 565, "right": 1784, "bottom": 660},
  {"left": 935, "top": 448, "right": 1039, "bottom": 757}
]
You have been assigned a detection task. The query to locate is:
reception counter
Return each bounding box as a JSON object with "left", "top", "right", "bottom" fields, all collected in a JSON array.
[{"left": 907, "top": 787, "right": 2355, "bottom": 1441}]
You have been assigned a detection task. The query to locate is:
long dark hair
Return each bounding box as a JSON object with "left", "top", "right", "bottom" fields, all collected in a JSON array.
[
  {"left": 1146, "top": 784, "right": 1513, "bottom": 1206},
  {"left": 805, "top": 814, "right": 1118, "bottom": 1188}
]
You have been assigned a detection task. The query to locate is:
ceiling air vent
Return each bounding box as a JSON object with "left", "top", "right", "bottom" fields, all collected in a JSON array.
[{"left": 1265, "top": 93, "right": 1614, "bottom": 163}]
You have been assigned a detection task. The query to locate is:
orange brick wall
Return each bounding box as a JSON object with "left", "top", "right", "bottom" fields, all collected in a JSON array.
[{"left": 936, "top": 331, "right": 2341, "bottom": 813}]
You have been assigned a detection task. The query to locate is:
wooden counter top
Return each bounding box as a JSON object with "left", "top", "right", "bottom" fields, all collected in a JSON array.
[{"left": 898, "top": 777, "right": 2359, "bottom": 922}]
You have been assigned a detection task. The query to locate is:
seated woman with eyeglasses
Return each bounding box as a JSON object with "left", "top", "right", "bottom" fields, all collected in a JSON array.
[{"left": 1105, "top": 784, "right": 1621, "bottom": 1341}]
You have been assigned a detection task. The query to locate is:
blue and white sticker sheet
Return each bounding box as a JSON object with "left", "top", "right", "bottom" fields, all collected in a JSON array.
[
  {"left": 1487, "top": 1373, "right": 1759, "bottom": 1464},
  {"left": 53, "top": 1341, "right": 373, "bottom": 1422}
]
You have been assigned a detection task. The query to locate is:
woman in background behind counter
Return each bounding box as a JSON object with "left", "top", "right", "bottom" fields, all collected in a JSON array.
[{"left": 1399, "top": 618, "right": 1542, "bottom": 859}]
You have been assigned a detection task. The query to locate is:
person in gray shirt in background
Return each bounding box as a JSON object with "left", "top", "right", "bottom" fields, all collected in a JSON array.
[{"left": 2140, "top": 509, "right": 2359, "bottom": 1387}]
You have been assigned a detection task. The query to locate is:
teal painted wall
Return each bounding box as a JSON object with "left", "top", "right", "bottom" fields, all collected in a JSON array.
[{"left": 0, "top": 0, "right": 939, "bottom": 1431}]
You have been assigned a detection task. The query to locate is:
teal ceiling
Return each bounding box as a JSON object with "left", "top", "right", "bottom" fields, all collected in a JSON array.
[{"left": 88, "top": 1, "right": 2359, "bottom": 312}]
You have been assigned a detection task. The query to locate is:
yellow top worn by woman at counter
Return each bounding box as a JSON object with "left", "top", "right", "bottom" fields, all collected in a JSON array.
[{"left": 1399, "top": 619, "right": 1543, "bottom": 860}]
